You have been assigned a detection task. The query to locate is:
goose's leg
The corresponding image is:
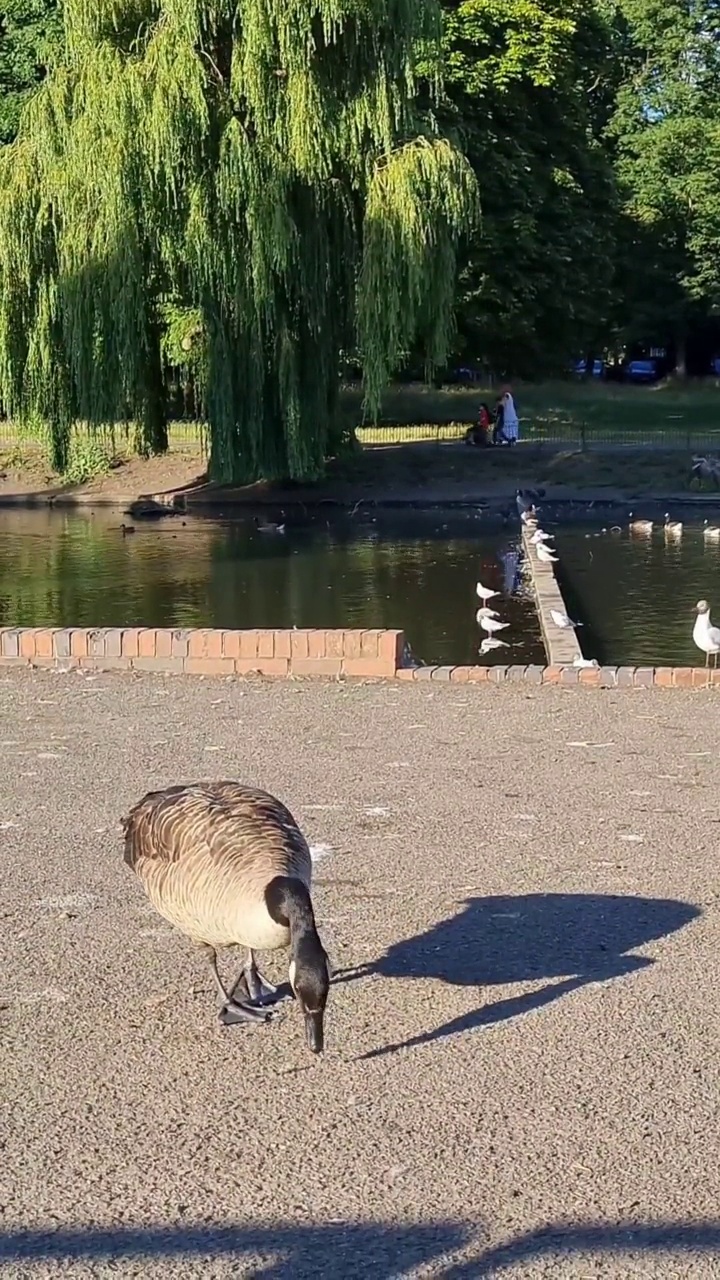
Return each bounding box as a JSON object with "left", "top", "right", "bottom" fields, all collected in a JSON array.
[
  {"left": 202, "top": 946, "right": 273, "bottom": 1026},
  {"left": 242, "top": 950, "right": 279, "bottom": 1005}
]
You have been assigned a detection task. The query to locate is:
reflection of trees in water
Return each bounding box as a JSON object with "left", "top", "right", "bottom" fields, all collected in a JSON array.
[{"left": 0, "top": 515, "right": 544, "bottom": 663}]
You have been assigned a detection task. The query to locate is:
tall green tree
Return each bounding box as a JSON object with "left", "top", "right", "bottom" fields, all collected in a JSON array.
[
  {"left": 442, "top": 0, "right": 620, "bottom": 375},
  {"left": 609, "top": 0, "right": 720, "bottom": 365},
  {"left": 0, "top": 0, "right": 477, "bottom": 480},
  {"left": 0, "top": 0, "right": 61, "bottom": 144}
]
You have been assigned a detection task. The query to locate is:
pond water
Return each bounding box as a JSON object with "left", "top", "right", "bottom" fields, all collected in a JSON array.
[
  {"left": 556, "top": 520, "right": 720, "bottom": 667},
  {"left": 0, "top": 508, "right": 545, "bottom": 668}
]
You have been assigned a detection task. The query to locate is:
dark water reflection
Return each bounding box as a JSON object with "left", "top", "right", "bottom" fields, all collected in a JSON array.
[
  {"left": 556, "top": 522, "right": 720, "bottom": 667},
  {"left": 0, "top": 508, "right": 545, "bottom": 667}
]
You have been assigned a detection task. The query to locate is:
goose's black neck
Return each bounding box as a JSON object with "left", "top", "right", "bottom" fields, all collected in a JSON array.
[{"left": 265, "top": 875, "right": 318, "bottom": 948}]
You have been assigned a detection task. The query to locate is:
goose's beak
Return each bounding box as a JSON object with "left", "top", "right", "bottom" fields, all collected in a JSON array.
[{"left": 305, "top": 1009, "right": 324, "bottom": 1055}]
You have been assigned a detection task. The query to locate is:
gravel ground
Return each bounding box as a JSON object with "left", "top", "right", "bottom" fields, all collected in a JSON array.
[{"left": 2, "top": 670, "right": 720, "bottom": 1279}]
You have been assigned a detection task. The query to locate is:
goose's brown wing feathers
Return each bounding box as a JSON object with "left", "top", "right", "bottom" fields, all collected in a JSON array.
[{"left": 123, "top": 782, "right": 311, "bottom": 881}]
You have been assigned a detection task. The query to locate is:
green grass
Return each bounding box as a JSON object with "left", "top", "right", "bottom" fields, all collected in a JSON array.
[
  {"left": 343, "top": 379, "right": 720, "bottom": 445},
  {"left": 2, "top": 379, "right": 720, "bottom": 458}
]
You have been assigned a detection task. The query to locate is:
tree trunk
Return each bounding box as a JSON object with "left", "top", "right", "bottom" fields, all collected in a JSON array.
[{"left": 134, "top": 323, "right": 168, "bottom": 457}]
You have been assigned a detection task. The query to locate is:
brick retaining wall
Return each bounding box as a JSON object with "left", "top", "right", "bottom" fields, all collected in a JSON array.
[{"left": 0, "top": 627, "right": 715, "bottom": 686}]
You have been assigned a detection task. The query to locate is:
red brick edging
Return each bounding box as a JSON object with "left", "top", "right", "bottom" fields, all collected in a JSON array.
[
  {"left": 0, "top": 627, "right": 404, "bottom": 678},
  {"left": 0, "top": 627, "right": 714, "bottom": 686}
]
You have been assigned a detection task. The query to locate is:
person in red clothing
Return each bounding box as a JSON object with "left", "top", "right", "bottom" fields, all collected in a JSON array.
[{"left": 464, "top": 402, "right": 492, "bottom": 446}]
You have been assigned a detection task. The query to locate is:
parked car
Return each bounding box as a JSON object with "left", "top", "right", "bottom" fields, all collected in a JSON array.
[
  {"left": 625, "top": 358, "right": 659, "bottom": 384},
  {"left": 573, "top": 358, "right": 604, "bottom": 378}
]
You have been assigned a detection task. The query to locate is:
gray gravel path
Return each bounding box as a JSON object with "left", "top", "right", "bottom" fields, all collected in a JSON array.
[{"left": 2, "top": 670, "right": 720, "bottom": 1278}]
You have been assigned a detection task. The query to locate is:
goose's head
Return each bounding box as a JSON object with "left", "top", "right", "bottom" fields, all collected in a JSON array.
[{"left": 289, "top": 939, "right": 331, "bottom": 1055}]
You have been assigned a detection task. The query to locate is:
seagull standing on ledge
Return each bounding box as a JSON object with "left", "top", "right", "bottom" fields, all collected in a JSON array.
[
  {"left": 693, "top": 600, "right": 720, "bottom": 668},
  {"left": 550, "top": 609, "right": 582, "bottom": 629},
  {"left": 536, "top": 543, "right": 559, "bottom": 565}
]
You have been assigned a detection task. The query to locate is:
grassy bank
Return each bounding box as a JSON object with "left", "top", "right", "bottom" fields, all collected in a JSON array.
[{"left": 1, "top": 380, "right": 720, "bottom": 501}]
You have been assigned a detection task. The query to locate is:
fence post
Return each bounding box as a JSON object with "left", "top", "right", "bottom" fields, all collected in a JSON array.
[{"left": 580, "top": 420, "right": 587, "bottom": 452}]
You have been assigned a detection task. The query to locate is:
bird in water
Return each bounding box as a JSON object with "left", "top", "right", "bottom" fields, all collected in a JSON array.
[
  {"left": 703, "top": 521, "right": 720, "bottom": 540},
  {"left": 120, "top": 524, "right": 135, "bottom": 536},
  {"left": 476, "top": 581, "right": 499, "bottom": 606},
  {"left": 477, "top": 608, "right": 509, "bottom": 635},
  {"left": 255, "top": 516, "right": 286, "bottom": 534},
  {"left": 664, "top": 513, "right": 683, "bottom": 537},
  {"left": 122, "top": 782, "right": 331, "bottom": 1054},
  {"left": 480, "top": 637, "right": 509, "bottom": 654},
  {"left": 628, "top": 514, "right": 653, "bottom": 534},
  {"left": 693, "top": 600, "right": 720, "bottom": 669}
]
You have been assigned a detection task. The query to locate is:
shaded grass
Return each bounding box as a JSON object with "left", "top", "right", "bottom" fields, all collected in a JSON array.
[{"left": 329, "top": 442, "right": 712, "bottom": 497}]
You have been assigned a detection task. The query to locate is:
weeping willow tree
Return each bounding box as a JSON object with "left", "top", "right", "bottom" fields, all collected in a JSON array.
[{"left": 0, "top": 0, "right": 478, "bottom": 482}]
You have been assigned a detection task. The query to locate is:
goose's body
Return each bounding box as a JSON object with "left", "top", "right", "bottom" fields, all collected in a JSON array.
[
  {"left": 629, "top": 514, "right": 653, "bottom": 534},
  {"left": 123, "top": 782, "right": 329, "bottom": 1051}
]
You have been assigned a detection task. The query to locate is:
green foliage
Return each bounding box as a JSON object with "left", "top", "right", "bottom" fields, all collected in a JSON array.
[
  {"left": 0, "top": 0, "right": 477, "bottom": 483},
  {"left": 609, "top": 0, "right": 720, "bottom": 340},
  {"left": 61, "top": 433, "right": 112, "bottom": 484},
  {"left": 0, "top": 0, "right": 62, "bottom": 144},
  {"left": 441, "top": 1, "right": 619, "bottom": 375}
]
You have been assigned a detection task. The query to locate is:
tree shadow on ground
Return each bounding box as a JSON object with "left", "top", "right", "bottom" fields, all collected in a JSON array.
[
  {"left": 449, "top": 1219, "right": 720, "bottom": 1277},
  {"left": 335, "top": 893, "right": 700, "bottom": 1060},
  {"left": 2, "top": 1218, "right": 719, "bottom": 1276},
  {"left": 0, "top": 1220, "right": 468, "bottom": 1277}
]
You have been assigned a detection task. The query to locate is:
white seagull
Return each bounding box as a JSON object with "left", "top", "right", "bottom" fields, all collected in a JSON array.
[
  {"left": 693, "top": 600, "right": 720, "bottom": 668},
  {"left": 530, "top": 529, "right": 553, "bottom": 545},
  {"left": 573, "top": 657, "right": 599, "bottom": 669},
  {"left": 476, "top": 581, "right": 499, "bottom": 605},
  {"left": 477, "top": 610, "right": 510, "bottom": 635},
  {"left": 476, "top": 606, "right": 499, "bottom": 620},
  {"left": 536, "top": 543, "right": 559, "bottom": 564},
  {"left": 550, "top": 608, "right": 582, "bottom": 629},
  {"left": 480, "top": 638, "right": 509, "bottom": 654}
]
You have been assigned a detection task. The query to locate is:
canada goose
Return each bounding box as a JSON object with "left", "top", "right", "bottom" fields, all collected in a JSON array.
[
  {"left": 254, "top": 516, "right": 286, "bottom": 534},
  {"left": 693, "top": 600, "right": 720, "bottom": 668},
  {"left": 628, "top": 514, "right": 653, "bottom": 534},
  {"left": 664, "top": 512, "right": 683, "bottom": 536},
  {"left": 120, "top": 524, "right": 135, "bottom": 536},
  {"left": 703, "top": 520, "right": 720, "bottom": 540},
  {"left": 123, "top": 782, "right": 331, "bottom": 1054}
]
